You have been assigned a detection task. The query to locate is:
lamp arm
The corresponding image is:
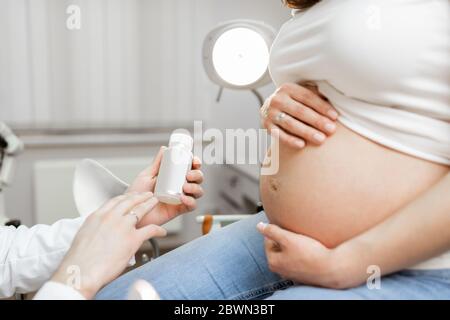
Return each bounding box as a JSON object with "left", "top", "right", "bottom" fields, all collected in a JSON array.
[
  {"left": 215, "top": 87, "right": 265, "bottom": 107},
  {"left": 251, "top": 89, "right": 264, "bottom": 107},
  {"left": 216, "top": 86, "right": 224, "bottom": 102}
]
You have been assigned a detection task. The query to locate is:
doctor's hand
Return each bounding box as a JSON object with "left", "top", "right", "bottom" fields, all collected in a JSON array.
[
  {"left": 256, "top": 222, "right": 358, "bottom": 290},
  {"left": 51, "top": 192, "right": 167, "bottom": 299},
  {"left": 127, "top": 146, "right": 204, "bottom": 227},
  {"left": 261, "top": 83, "right": 338, "bottom": 149}
]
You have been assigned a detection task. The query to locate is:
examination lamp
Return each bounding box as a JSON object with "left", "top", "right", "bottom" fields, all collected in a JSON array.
[
  {"left": 202, "top": 20, "right": 276, "bottom": 105},
  {"left": 0, "top": 122, "right": 24, "bottom": 226}
]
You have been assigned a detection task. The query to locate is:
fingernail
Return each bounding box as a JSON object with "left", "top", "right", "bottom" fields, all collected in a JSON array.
[
  {"left": 325, "top": 123, "right": 336, "bottom": 133},
  {"left": 296, "top": 140, "right": 305, "bottom": 148},
  {"left": 313, "top": 133, "right": 326, "bottom": 143},
  {"left": 257, "top": 222, "right": 268, "bottom": 232},
  {"left": 328, "top": 110, "right": 339, "bottom": 119}
]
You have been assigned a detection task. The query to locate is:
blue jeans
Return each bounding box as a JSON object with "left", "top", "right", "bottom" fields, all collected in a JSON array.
[{"left": 97, "top": 212, "right": 450, "bottom": 300}]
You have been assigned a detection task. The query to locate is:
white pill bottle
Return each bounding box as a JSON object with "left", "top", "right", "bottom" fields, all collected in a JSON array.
[{"left": 154, "top": 132, "right": 193, "bottom": 205}]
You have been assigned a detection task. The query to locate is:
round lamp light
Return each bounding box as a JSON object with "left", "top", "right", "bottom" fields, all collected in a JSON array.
[{"left": 203, "top": 20, "right": 276, "bottom": 91}]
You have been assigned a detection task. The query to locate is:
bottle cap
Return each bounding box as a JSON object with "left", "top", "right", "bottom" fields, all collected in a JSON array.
[{"left": 168, "top": 132, "right": 193, "bottom": 151}]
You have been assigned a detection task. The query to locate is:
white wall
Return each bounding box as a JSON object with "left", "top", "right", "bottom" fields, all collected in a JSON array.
[{"left": 0, "top": 0, "right": 215, "bottom": 129}]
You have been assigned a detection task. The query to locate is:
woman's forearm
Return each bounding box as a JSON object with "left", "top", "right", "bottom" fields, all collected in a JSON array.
[{"left": 336, "top": 172, "right": 450, "bottom": 287}]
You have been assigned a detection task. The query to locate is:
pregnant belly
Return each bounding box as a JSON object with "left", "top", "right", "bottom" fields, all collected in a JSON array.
[{"left": 260, "top": 123, "right": 448, "bottom": 248}]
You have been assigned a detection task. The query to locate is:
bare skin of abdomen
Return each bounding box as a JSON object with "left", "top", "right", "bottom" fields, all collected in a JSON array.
[{"left": 260, "top": 123, "right": 448, "bottom": 249}]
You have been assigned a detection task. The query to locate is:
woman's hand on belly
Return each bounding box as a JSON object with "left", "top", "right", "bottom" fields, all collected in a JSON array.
[
  {"left": 258, "top": 171, "right": 450, "bottom": 289},
  {"left": 257, "top": 222, "right": 353, "bottom": 289},
  {"left": 261, "top": 83, "right": 339, "bottom": 148}
]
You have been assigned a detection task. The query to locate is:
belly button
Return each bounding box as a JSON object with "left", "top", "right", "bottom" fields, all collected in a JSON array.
[{"left": 269, "top": 178, "right": 280, "bottom": 192}]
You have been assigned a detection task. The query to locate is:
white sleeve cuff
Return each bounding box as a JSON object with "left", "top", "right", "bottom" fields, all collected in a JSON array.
[{"left": 33, "top": 281, "right": 86, "bottom": 300}]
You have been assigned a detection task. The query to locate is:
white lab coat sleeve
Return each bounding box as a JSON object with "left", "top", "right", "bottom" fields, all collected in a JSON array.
[
  {"left": 0, "top": 217, "right": 86, "bottom": 298},
  {"left": 0, "top": 160, "right": 129, "bottom": 299},
  {"left": 33, "top": 281, "right": 86, "bottom": 300}
]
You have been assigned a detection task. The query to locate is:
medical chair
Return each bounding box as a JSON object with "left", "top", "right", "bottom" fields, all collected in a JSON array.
[
  {"left": 73, "top": 159, "right": 160, "bottom": 259},
  {"left": 196, "top": 214, "right": 253, "bottom": 235}
]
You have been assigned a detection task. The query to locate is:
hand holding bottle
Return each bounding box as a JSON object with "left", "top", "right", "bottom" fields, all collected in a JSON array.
[{"left": 127, "top": 135, "right": 204, "bottom": 227}]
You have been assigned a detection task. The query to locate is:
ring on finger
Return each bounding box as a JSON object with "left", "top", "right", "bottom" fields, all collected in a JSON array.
[{"left": 275, "top": 112, "right": 287, "bottom": 123}]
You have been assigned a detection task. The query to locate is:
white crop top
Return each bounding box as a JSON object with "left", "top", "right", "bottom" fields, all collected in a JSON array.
[{"left": 269, "top": 0, "right": 450, "bottom": 165}]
